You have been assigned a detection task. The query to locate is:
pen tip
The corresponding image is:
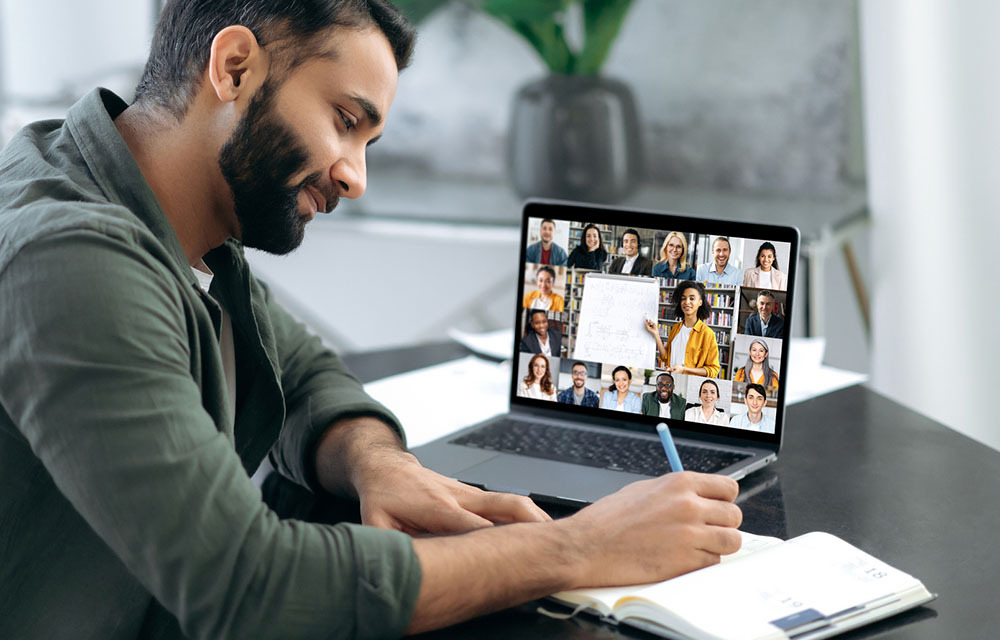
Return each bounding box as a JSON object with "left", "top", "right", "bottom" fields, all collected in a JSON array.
[{"left": 656, "top": 423, "right": 666, "bottom": 432}]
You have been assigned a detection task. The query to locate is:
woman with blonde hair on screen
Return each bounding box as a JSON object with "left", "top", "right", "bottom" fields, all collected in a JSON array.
[
  {"left": 733, "top": 339, "right": 780, "bottom": 388},
  {"left": 652, "top": 232, "right": 696, "bottom": 280},
  {"left": 517, "top": 353, "right": 557, "bottom": 401}
]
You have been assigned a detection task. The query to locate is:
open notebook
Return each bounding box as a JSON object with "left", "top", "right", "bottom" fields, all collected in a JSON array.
[{"left": 546, "top": 531, "right": 934, "bottom": 640}]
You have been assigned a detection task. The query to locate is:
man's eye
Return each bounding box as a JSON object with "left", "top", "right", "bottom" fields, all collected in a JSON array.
[{"left": 338, "top": 110, "right": 355, "bottom": 131}]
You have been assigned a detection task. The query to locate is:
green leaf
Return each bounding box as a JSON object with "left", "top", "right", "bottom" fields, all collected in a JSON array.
[
  {"left": 391, "top": 0, "right": 454, "bottom": 24},
  {"left": 480, "top": 0, "right": 567, "bottom": 21},
  {"left": 577, "top": 0, "right": 634, "bottom": 74},
  {"left": 495, "top": 16, "right": 575, "bottom": 73}
]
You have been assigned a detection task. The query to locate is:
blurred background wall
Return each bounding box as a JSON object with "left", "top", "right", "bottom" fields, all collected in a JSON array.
[{"left": 3, "top": 1, "right": 994, "bottom": 451}]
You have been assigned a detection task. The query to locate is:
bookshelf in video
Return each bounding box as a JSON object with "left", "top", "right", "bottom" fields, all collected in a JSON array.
[{"left": 518, "top": 216, "right": 791, "bottom": 435}]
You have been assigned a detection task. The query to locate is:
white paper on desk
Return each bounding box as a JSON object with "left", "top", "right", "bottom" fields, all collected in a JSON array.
[
  {"left": 364, "top": 355, "right": 511, "bottom": 448},
  {"left": 446, "top": 327, "right": 514, "bottom": 361},
  {"left": 785, "top": 337, "right": 868, "bottom": 405}
]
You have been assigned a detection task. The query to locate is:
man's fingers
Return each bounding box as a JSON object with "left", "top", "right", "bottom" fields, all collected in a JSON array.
[
  {"left": 703, "top": 500, "right": 743, "bottom": 529},
  {"left": 684, "top": 472, "right": 740, "bottom": 502},
  {"left": 459, "top": 490, "right": 551, "bottom": 524},
  {"left": 424, "top": 505, "right": 495, "bottom": 534},
  {"left": 698, "top": 525, "right": 743, "bottom": 557}
]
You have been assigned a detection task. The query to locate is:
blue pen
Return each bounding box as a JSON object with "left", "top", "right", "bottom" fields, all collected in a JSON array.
[{"left": 656, "top": 422, "right": 684, "bottom": 472}]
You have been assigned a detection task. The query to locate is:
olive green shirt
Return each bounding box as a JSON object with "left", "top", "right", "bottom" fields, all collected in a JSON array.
[{"left": 0, "top": 89, "right": 421, "bottom": 639}]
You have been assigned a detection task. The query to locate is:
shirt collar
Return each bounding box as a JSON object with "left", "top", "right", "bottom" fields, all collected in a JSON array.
[{"left": 65, "top": 88, "right": 195, "bottom": 283}]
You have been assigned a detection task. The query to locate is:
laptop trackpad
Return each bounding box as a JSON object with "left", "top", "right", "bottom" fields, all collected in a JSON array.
[{"left": 456, "top": 454, "right": 643, "bottom": 504}]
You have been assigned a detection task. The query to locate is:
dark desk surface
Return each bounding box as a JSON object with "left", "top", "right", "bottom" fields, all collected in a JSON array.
[{"left": 343, "top": 342, "right": 1000, "bottom": 639}]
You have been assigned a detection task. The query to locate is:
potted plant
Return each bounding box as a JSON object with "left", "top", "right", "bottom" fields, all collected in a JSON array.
[{"left": 394, "top": 0, "right": 643, "bottom": 202}]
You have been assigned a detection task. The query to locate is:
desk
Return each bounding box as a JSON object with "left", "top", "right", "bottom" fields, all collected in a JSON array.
[{"left": 343, "top": 342, "right": 1000, "bottom": 639}]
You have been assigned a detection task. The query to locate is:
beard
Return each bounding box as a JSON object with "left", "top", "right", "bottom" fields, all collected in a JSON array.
[{"left": 218, "top": 79, "right": 333, "bottom": 255}]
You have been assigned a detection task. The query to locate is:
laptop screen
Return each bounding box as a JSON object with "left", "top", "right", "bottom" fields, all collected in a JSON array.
[{"left": 511, "top": 200, "right": 799, "bottom": 447}]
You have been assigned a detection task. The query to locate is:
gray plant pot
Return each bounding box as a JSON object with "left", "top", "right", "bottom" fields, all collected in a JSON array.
[{"left": 507, "top": 74, "right": 643, "bottom": 203}]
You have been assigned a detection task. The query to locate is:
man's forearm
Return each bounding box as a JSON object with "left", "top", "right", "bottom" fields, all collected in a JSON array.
[
  {"left": 314, "top": 415, "right": 405, "bottom": 498},
  {"left": 406, "top": 518, "right": 582, "bottom": 633}
]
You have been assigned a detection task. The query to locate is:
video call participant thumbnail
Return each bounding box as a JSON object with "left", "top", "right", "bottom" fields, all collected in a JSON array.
[
  {"left": 517, "top": 353, "right": 557, "bottom": 401},
  {"left": 519, "top": 309, "right": 561, "bottom": 356},
  {"left": 557, "top": 361, "right": 600, "bottom": 407},
  {"left": 730, "top": 383, "right": 775, "bottom": 433},
  {"left": 742, "top": 241, "right": 787, "bottom": 291},
  {"left": 607, "top": 228, "right": 652, "bottom": 276},
  {"left": 645, "top": 280, "right": 721, "bottom": 378},
  {"left": 599, "top": 366, "right": 642, "bottom": 413},
  {"left": 733, "top": 339, "right": 779, "bottom": 388},
  {"left": 696, "top": 236, "right": 741, "bottom": 286},
  {"left": 525, "top": 218, "right": 567, "bottom": 266},
  {"left": 641, "top": 372, "right": 686, "bottom": 419},
  {"left": 652, "top": 232, "right": 696, "bottom": 280},
  {"left": 522, "top": 265, "right": 565, "bottom": 311},
  {"left": 684, "top": 379, "right": 730, "bottom": 426},
  {"left": 566, "top": 223, "right": 608, "bottom": 270},
  {"left": 744, "top": 289, "right": 784, "bottom": 338}
]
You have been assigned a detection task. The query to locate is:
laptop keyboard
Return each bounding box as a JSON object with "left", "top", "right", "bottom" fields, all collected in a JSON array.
[{"left": 450, "top": 420, "right": 750, "bottom": 476}]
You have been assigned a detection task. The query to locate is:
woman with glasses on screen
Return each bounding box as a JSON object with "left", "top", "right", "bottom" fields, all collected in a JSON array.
[
  {"left": 651, "top": 232, "right": 696, "bottom": 281},
  {"left": 644, "top": 280, "right": 721, "bottom": 378}
]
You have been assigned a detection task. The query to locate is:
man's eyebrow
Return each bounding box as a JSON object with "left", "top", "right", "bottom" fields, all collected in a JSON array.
[{"left": 348, "top": 94, "right": 383, "bottom": 127}]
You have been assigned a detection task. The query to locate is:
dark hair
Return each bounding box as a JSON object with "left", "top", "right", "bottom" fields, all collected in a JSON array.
[
  {"left": 757, "top": 289, "right": 775, "bottom": 301},
  {"left": 612, "top": 365, "right": 632, "bottom": 380},
  {"left": 579, "top": 223, "right": 605, "bottom": 252},
  {"left": 699, "top": 379, "right": 720, "bottom": 396},
  {"left": 540, "top": 218, "right": 555, "bottom": 227},
  {"left": 745, "top": 383, "right": 767, "bottom": 398},
  {"left": 755, "top": 242, "right": 779, "bottom": 270},
  {"left": 571, "top": 361, "right": 588, "bottom": 371},
  {"left": 713, "top": 236, "right": 731, "bottom": 250},
  {"left": 536, "top": 266, "right": 556, "bottom": 280},
  {"left": 672, "top": 280, "right": 712, "bottom": 321},
  {"left": 621, "top": 228, "right": 641, "bottom": 244},
  {"left": 527, "top": 308, "right": 548, "bottom": 322},
  {"left": 135, "top": 0, "right": 416, "bottom": 118},
  {"left": 656, "top": 372, "right": 674, "bottom": 384}
]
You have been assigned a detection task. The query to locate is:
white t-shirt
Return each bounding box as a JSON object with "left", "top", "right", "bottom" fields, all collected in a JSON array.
[
  {"left": 529, "top": 296, "right": 551, "bottom": 310},
  {"left": 518, "top": 382, "right": 556, "bottom": 401},
  {"left": 192, "top": 263, "right": 236, "bottom": 427},
  {"left": 538, "top": 334, "right": 552, "bottom": 356},
  {"left": 622, "top": 254, "right": 638, "bottom": 273},
  {"left": 659, "top": 401, "right": 672, "bottom": 418},
  {"left": 670, "top": 324, "right": 692, "bottom": 369},
  {"left": 759, "top": 270, "right": 772, "bottom": 288},
  {"left": 685, "top": 405, "right": 730, "bottom": 426}
]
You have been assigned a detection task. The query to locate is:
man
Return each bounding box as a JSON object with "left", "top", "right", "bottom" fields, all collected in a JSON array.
[
  {"left": 730, "top": 384, "right": 776, "bottom": 433},
  {"left": 519, "top": 309, "right": 562, "bottom": 356},
  {"left": 641, "top": 372, "right": 687, "bottom": 419},
  {"left": 696, "top": 236, "right": 741, "bottom": 285},
  {"left": 0, "top": 2, "right": 741, "bottom": 638},
  {"left": 607, "top": 228, "right": 652, "bottom": 276},
  {"left": 525, "top": 218, "right": 567, "bottom": 266},
  {"left": 744, "top": 290, "right": 785, "bottom": 338},
  {"left": 557, "top": 361, "right": 600, "bottom": 407}
]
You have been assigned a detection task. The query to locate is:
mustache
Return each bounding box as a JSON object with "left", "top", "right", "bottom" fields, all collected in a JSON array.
[{"left": 299, "top": 173, "right": 339, "bottom": 213}]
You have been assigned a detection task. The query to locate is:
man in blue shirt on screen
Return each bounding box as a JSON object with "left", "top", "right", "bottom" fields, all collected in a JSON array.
[{"left": 696, "top": 236, "right": 741, "bottom": 285}]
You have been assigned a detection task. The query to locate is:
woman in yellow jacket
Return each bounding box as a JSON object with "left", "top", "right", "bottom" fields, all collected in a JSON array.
[{"left": 644, "top": 280, "right": 721, "bottom": 378}]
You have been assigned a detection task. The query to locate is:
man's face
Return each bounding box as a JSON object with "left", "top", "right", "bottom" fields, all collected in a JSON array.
[
  {"left": 656, "top": 375, "right": 674, "bottom": 401},
  {"left": 622, "top": 233, "right": 639, "bottom": 258},
  {"left": 712, "top": 239, "right": 731, "bottom": 270},
  {"left": 540, "top": 221, "right": 555, "bottom": 243},
  {"left": 571, "top": 365, "right": 588, "bottom": 389},
  {"left": 220, "top": 28, "right": 397, "bottom": 254},
  {"left": 530, "top": 312, "right": 548, "bottom": 337},
  {"left": 756, "top": 294, "right": 774, "bottom": 320},
  {"left": 746, "top": 388, "right": 766, "bottom": 414},
  {"left": 536, "top": 270, "right": 554, "bottom": 295}
]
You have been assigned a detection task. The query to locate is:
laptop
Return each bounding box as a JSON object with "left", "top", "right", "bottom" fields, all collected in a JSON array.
[{"left": 413, "top": 199, "right": 799, "bottom": 507}]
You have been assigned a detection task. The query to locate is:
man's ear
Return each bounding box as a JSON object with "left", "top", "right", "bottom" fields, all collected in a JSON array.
[{"left": 207, "top": 25, "right": 266, "bottom": 103}]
